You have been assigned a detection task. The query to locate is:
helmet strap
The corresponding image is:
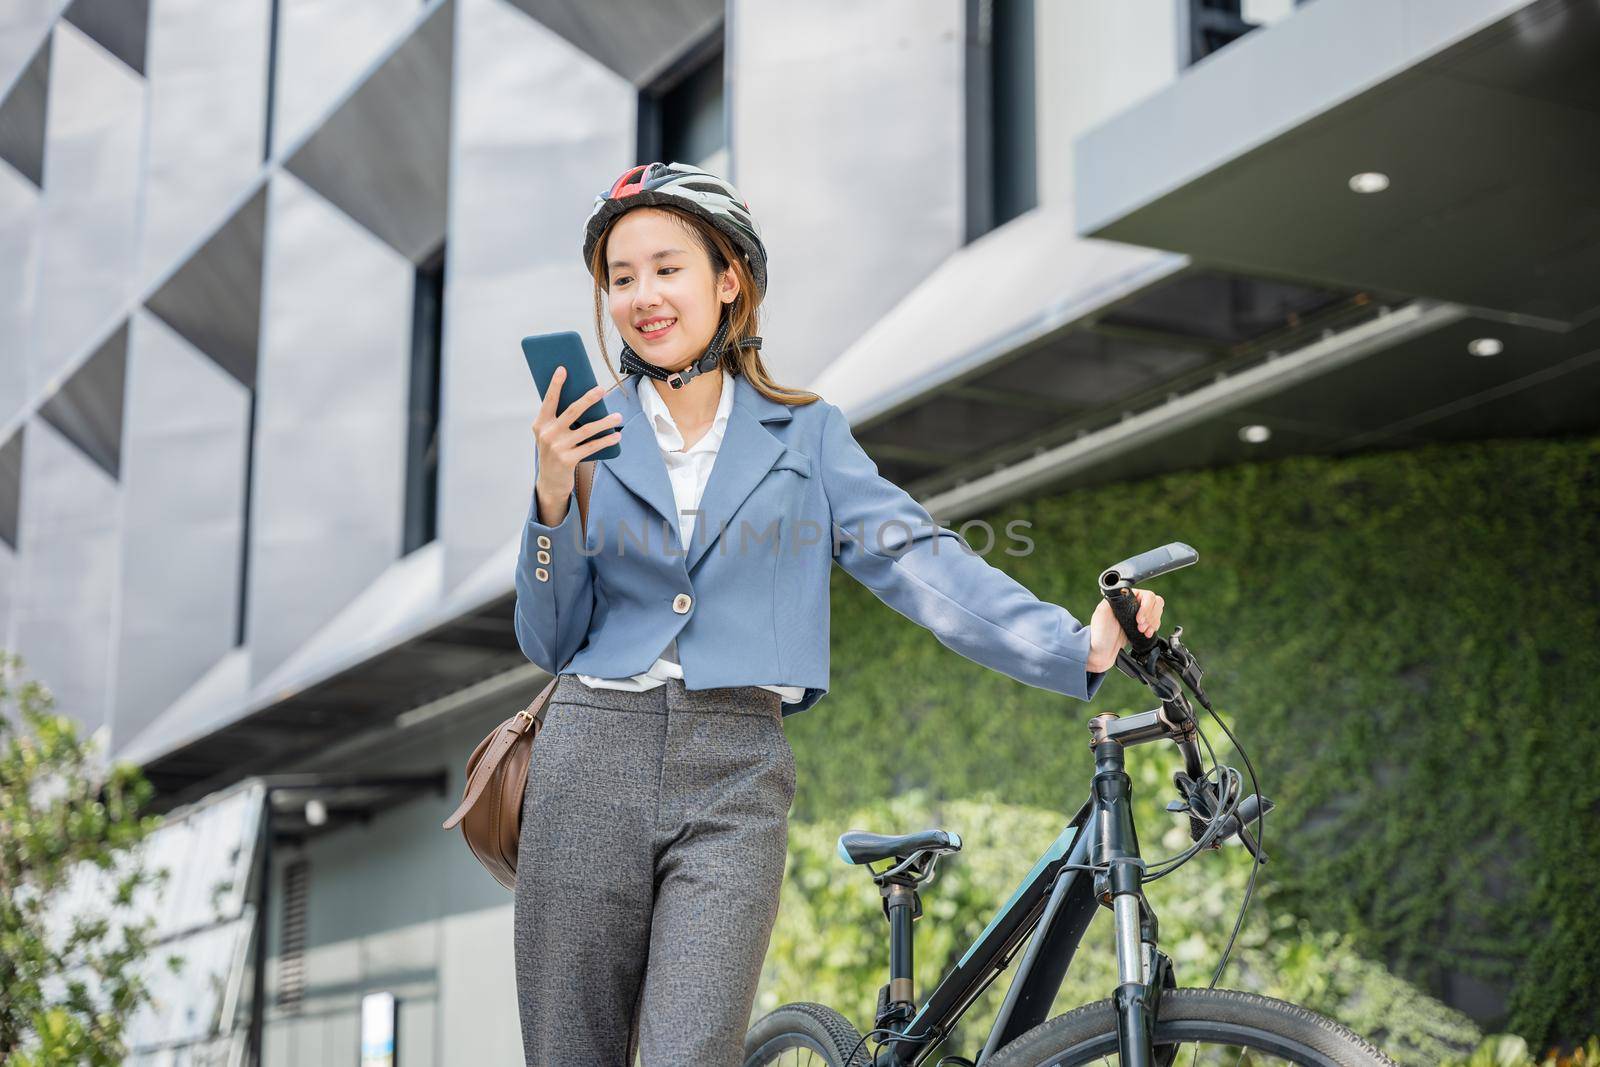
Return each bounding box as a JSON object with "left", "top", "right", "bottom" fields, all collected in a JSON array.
[{"left": 619, "top": 308, "right": 762, "bottom": 390}]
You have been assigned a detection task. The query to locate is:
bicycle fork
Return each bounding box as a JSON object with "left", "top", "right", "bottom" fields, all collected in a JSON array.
[{"left": 1089, "top": 713, "right": 1174, "bottom": 1067}]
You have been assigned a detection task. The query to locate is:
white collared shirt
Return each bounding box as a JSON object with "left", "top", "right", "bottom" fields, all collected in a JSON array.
[{"left": 576, "top": 368, "right": 807, "bottom": 704}]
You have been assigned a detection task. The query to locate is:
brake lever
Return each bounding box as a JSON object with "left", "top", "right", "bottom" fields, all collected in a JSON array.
[
  {"left": 1166, "top": 626, "right": 1212, "bottom": 711},
  {"left": 1214, "top": 794, "right": 1273, "bottom": 864},
  {"left": 1113, "top": 625, "right": 1212, "bottom": 713},
  {"left": 1235, "top": 824, "right": 1269, "bottom": 865}
]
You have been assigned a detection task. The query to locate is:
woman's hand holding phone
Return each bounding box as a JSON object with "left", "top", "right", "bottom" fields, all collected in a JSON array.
[{"left": 533, "top": 365, "right": 623, "bottom": 525}]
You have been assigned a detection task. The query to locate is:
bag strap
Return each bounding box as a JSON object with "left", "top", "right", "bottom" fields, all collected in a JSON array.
[
  {"left": 443, "top": 461, "right": 593, "bottom": 830},
  {"left": 576, "top": 458, "right": 595, "bottom": 532},
  {"left": 441, "top": 675, "right": 560, "bottom": 830}
]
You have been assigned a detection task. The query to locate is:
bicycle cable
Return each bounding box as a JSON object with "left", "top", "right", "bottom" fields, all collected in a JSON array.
[
  {"left": 1198, "top": 700, "right": 1266, "bottom": 990},
  {"left": 1139, "top": 720, "right": 1244, "bottom": 881},
  {"left": 1139, "top": 765, "right": 1242, "bottom": 882},
  {"left": 1110, "top": 691, "right": 1263, "bottom": 990},
  {"left": 842, "top": 1024, "right": 923, "bottom": 1066},
  {"left": 1139, "top": 698, "right": 1265, "bottom": 984}
]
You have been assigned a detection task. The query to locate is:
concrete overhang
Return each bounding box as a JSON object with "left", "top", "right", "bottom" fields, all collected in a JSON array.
[
  {"left": 809, "top": 201, "right": 1398, "bottom": 506},
  {"left": 1074, "top": 0, "right": 1600, "bottom": 329},
  {"left": 810, "top": 206, "right": 1184, "bottom": 425}
]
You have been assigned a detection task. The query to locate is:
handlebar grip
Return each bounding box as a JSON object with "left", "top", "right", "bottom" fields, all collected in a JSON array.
[
  {"left": 1098, "top": 542, "right": 1198, "bottom": 591},
  {"left": 1109, "top": 588, "right": 1158, "bottom": 659}
]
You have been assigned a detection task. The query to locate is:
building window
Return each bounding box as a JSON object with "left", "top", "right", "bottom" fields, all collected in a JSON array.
[
  {"left": 263, "top": 0, "right": 282, "bottom": 161},
  {"left": 403, "top": 243, "right": 444, "bottom": 556},
  {"left": 638, "top": 27, "right": 726, "bottom": 175},
  {"left": 966, "top": 0, "right": 1038, "bottom": 244},
  {"left": 0, "top": 430, "right": 22, "bottom": 553},
  {"left": 237, "top": 392, "right": 256, "bottom": 647},
  {"left": 1182, "top": 0, "right": 1310, "bottom": 68}
]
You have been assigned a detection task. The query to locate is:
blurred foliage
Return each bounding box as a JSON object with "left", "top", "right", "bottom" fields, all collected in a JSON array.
[
  {"left": 758, "top": 775, "right": 1480, "bottom": 1065},
  {"left": 1448, "top": 1034, "right": 1600, "bottom": 1066},
  {"left": 0, "top": 651, "right": 176, "bottom": 1066},
  {"left": 778, "top": 435, "right": 1600, "bottom": 1047}
]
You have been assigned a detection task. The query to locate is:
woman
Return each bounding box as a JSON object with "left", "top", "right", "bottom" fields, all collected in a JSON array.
[{"left": 511, "top": 161, "right": 1164, "bottom": 1067}]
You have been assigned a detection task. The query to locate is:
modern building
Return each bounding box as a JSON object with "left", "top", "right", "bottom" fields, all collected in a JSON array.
[{"left": 1, "top": 0, "right": 1593, "bottom": 1061}]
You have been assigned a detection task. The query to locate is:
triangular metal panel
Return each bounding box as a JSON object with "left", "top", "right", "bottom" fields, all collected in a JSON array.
[
  {"left": 0, "top": 35, "right": 50, "bottom": 187},
  {"left": 505, "top": 0, "right": 722, "bottom": 84},
  {"left": 145, "top": 183, "right": 268, "bottom": 389},
  {"left": 62, "top": 0, "right": 148, "bottom": 75},
  {"left": 37, "top": 320, "right": 125, "bottom": 480},
  {"left": 282, "top": 0, "right": 454, "bottom": 262}
]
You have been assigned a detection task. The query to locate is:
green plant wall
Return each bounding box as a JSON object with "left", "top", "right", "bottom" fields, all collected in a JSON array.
[{"left": 781, "top": 435, "right": 1600, "bottom": 1047}]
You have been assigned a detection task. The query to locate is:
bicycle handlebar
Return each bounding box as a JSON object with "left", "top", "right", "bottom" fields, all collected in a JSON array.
[
  {"left": 1098, "top": 541, "right": 1196, "bottom": 660},
  {"left": 1096, "top": 541, "right": 1207, "bottom": 781},
  {"left": 1094, "top": 544, "right": 1271, "bottom": 864},
  {"left": 1098, "top": 543, "right": 1198, "bottom": 590}
]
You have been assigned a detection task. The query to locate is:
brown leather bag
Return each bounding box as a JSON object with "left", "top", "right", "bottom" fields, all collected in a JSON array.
[
  {"left": 442, "top": 459, "right": 595, "bottom": 891},
  {"left": 440, "top": 677, "right": 558, "bottom": 890}
]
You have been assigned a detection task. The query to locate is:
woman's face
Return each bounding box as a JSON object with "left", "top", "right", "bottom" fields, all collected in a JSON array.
[{"left": 605, "top": 207, "right": 737, "bottom": 370}]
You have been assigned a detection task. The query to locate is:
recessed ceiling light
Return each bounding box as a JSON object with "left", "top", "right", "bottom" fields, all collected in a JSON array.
[
  {"left": 1348, "top": 171, "right": 1390, "bottom": 194},
  {"left": 1239, "top": 424, "right": 1271, "bottom": 444},
  {"left": 1467, "top": 337, "right": 1503, "bottom": 357}
]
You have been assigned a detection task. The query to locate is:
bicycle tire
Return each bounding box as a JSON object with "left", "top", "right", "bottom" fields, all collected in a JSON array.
[
  {"left": 743, "top": 1001, "right": 873, "bottom": 1066},
  {"left": 984, "top": 988, "right": 1396, "bottom": 1066}
]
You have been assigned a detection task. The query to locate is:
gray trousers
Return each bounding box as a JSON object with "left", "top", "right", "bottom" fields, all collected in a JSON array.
[{"left": 513, "top": 673, "right": 796, "bottom": 1066}]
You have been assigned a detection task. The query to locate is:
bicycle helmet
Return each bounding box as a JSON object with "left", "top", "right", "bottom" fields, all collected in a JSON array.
[
  {"left": 583, "top": 161, "right": 768, "bottom": 298},
  {"left": 583, "top": 161, "right": 769, "bottom": 389}
]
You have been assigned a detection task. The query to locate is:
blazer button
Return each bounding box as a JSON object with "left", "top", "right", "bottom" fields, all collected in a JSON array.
[
  {"left": 536, "top": 534, "right": 551, "bottom": 550},
  {"left": 672, "top": 593, "right": 692, "bottom": 614},
  {"left": 535, "top": 567, "right": 549, "bottom": 582},
  {"left": 536, "top": 550, "right": 550, "bottom": 565}
]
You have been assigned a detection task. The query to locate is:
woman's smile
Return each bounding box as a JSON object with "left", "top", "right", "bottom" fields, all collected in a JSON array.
[{"left": 636, "top": 316, "right": 678, "bottom": 342}]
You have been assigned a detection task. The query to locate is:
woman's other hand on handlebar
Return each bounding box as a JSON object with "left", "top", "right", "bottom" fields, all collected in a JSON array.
[
  {"left": 533, "top": 365, "right": 623, "bottom": 523},
  {"left": 1085, "top": 588, "right": 1164, "bottom": 673}
]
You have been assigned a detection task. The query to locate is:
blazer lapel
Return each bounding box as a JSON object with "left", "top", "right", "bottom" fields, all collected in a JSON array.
[
  {"left": 683, "top": 373, "right": 796, "bottom": 574},
  {"left": 599, "top": 371, "right": 798, "bottom": 572}
]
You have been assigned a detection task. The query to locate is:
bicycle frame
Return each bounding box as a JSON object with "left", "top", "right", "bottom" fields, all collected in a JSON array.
[{"left": 868, "top": 709, "right": 1176, "bottom": 1067}]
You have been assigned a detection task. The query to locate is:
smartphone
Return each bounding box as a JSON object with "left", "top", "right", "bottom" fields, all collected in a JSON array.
[{"left": 520, "top": 331, "right": 622, "bottom": 461}]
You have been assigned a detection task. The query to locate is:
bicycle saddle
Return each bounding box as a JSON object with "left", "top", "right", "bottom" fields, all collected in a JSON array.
[{"left": 836, "top": 828, "right": 962, "bottom": 865}]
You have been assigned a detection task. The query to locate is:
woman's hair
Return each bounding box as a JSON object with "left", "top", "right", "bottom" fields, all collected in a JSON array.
[{"left": 587, "top": 203, "right": 820, "bottom": 408}]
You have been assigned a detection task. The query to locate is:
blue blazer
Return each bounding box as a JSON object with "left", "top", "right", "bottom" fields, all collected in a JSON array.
[{"left": 515, "top": 371, "right": 1108, "bottom": 717}]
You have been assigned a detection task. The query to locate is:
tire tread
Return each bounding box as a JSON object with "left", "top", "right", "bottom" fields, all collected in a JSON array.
[
  {"left": 985, "top": 988, "right": 1396, "bottom": 1067},
  {"left": 743, "top": 1001, "right": 872, "bottom": 1066}
]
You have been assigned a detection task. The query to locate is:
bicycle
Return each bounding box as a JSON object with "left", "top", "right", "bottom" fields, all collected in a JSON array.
[{"left": 743, "top": 543, "right": 1396, "bottom": 1066}]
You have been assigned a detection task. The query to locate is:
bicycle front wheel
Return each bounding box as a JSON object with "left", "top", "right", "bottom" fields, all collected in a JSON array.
[{"left": 985, "top": 989, "right": 1395, "bottom": 1066}]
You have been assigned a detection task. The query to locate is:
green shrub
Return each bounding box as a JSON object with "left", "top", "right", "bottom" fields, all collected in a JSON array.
[{"left": 0, "top": 653, "right": 174, "bottom": 1065}]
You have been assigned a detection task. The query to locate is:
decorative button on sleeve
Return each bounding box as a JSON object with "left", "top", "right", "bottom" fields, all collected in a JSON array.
[{"left": 515, "top": 481, "right": 596, "bottom": 676}]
